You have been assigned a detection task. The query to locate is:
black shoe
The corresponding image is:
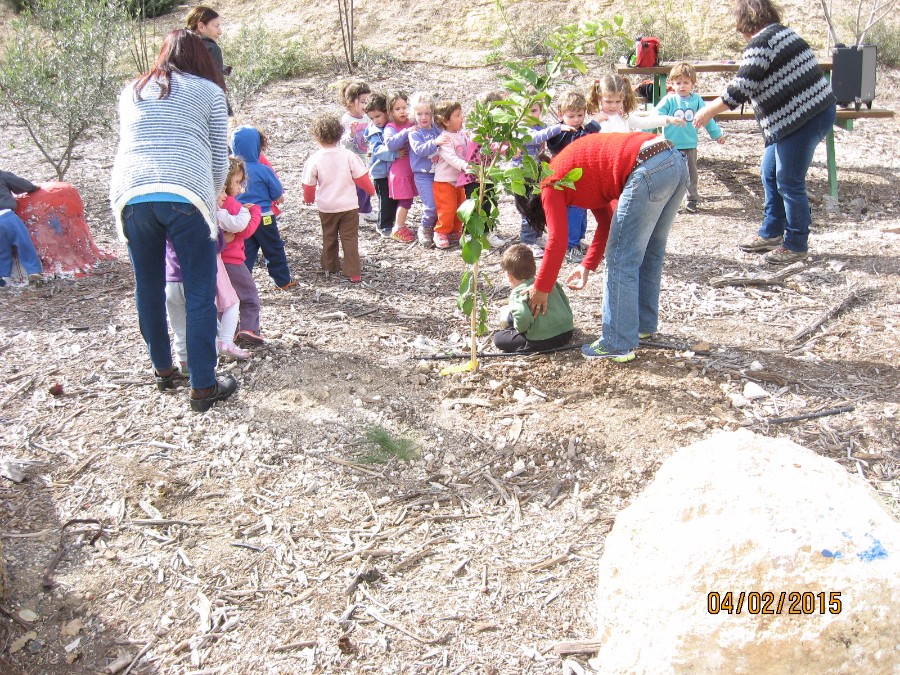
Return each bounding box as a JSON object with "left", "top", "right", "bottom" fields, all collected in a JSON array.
[
  {"left": 155, "top": 367, "right": 187, "bottom": 392},
  {"left": 189, "top": 375, "right": 238, "bottom": 412},
  {"left": 685, "top": 201, "right": 698, "bottom": 213}
]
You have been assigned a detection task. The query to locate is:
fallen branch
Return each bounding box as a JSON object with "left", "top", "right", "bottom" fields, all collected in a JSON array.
[
  {"left": 43, "top": 519, "right": 105, "bottom": 588},
  {"left": 769, "top": 405, "right": 854, "bottom": 425},
  {"left": 709, "top": 261, "right": 805, "bottom": 288},
  {"left": 418, "top": 344, "right": 580, "bottom": 361},
  {"left": 323, "top": 456, "right": 381, "bottom": 476},
  {"left": 552, "top": 639, "right": 602, "bottom": 656},
  {"left": 272, "top": 640, "right": 318, "bottom": 652},
  {"left": 366, "top": 608, "right": 448, "bottom": 645},
  {"left": 791, "top": 287, "right": 865, "bottom": 342}
]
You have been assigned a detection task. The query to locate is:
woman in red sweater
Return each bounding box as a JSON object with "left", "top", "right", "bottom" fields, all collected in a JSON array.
[{"left": 515, "top": 132, "right": 687, "bottom": 362}]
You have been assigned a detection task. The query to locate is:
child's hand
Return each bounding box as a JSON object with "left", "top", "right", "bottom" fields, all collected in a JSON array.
[
  {"left": 591, "top": 112, "right": 609, "bottom": 123},
  {"left": 223, "top": 232, "right": 235, "bottom": 243},
  {"left": 242, "top": 203, "right": 253, "bottom": 210},
  {"left": 716, "top": 135, "right": 726, "bottom": 145},
  {"left": 566, "top": 265, "right": 590, "bottom": 290},
  {"left": 667, "top": 116, "right": 686, "bottom": 127},
  {"left": 397, "top": 148, "right": 408, "bottom": 158},
  {"left": 560, "top": 124, "right": 577, "bottom": 132},
  {"left": 216, "top": 191, "right": 226, "bottom": 208},
  {"left": 434, "top": 134, "right": 450, "bottom": 146}
]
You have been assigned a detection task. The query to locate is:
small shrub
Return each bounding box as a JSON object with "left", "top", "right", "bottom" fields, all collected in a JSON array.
[
  {"left": 355, "top": 426, "right": 417, "bottom": 464},
  {"left": 223, "top": 26, "right": 320, "bottom": 113},
  {"left": 125, "top": 0, "right": 179, "bottom": 19},
  {"left": 353, "top": 45, "right": 400, "bottom": 70}
]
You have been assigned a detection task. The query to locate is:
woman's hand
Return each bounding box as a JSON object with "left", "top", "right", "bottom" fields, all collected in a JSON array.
[
  {"left": 522, "top": 286, "right": 550, "bottom": 316},
  {"left": 694, "top": 98, "right": 728, "bottom": 129},
  {"left": 566, "top": 265, "right": 590, "bottom": 290}
]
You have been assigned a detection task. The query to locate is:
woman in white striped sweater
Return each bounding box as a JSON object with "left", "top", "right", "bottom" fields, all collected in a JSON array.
[
  {"left": 110, "top": 29, "right": 237, "bottom": 412},
  {"left": 694, "top": 0, "right": 835, "bottom": 265}
]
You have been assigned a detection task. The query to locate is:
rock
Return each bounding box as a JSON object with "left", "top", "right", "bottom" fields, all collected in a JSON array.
[
  {"left": 743, "top": 381, "right": 768, "bottom": 400},
  {"left": 590, "top": 430, "right": 900, "bottom": 674},
  {"left": 728, "top": 392, "right": 748, "bottom": 408},
  {"left": 749, "top": 360, "right": 764, "bottom": 371}
]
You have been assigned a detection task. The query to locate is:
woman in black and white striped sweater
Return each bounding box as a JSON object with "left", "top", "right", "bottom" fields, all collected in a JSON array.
[{"left": 694, "top": 0, "right": 835, "bottom": 265}]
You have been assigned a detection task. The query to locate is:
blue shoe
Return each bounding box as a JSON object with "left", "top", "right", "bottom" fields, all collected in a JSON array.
[{"left": 581, "top": 340, "right": 635, "bottom": 362}]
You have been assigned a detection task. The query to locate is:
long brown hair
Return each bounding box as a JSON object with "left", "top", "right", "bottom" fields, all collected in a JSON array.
[
  {"left": 734, "top": 0, "right": 781, "bottom": 36},
  {"left": 134, "top": 29, "right": 224, "bottom": 100}
]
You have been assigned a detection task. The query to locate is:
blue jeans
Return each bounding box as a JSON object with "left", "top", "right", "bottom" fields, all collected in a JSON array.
[
  {"left": 520, "top": 216, "right": 539, "bottom": 245},
  {"left": 566, "top": 206, "right": 587, "bottom": 248},
  {"left": 123, "top": 201, "right": 217, "bottom": 389},
  {"left": 759, "top": 105, "right": 836, "bottom": 252},
  {"left": 413, "top": 172, "right": 437, "bottom": 230},
  {"left": 601, "top": 147, "right": 688, "bottom": 352},
  {"left": 245, "top": 214, "right": 291, "bottom": 287},
  {"left": 0, "top": 210, "right": 42, "bottom": 276}
]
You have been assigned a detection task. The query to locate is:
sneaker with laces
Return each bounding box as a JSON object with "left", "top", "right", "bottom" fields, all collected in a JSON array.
[
  {"left": 218, "top": 341, "right": 250, "bottom": 360},
  {"left": 361, "top": 211, "right": 378, "bottom": 222},
  {"left": 418, "top": 227, "right": 435, "bottom": 248},
  {"left": 565, "top": 246, "right": 585, "bottom": 263},
  {"left": 685, "top": 200, "right": 698, "bottom": 213},
  {"left": 434, "top": 232, "right": 451, "bottom": 249},
  {"left": 378, "top": 227, "right": 392, "bottom": 238},
  {"left": 764, "top": 246, "right": 809, "bottom": 264},
  {"left": 277, "top": 279, "right": 298, "bottom": 290},
  {"left": 390, "top": 226, "right": 416, "bottom": 243},
  {"left": 529, "top": 244, "right": 544, "bottom": 259},
  {"left": 739, "top": 235, "right": 783, "bottom": 253},
  {"left": 235, "top": 329, "right": 264, "bottom": 346},
  {"left": 581, "top": 340, "right": 635, "bottom": 362},
  {"left": 486, "top": 232, "right": 505, "bottom": 248}
]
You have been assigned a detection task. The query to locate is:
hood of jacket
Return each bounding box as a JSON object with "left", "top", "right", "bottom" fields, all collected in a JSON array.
[{"left": 231, "top": 126, "right": 261, "bottom": 163}]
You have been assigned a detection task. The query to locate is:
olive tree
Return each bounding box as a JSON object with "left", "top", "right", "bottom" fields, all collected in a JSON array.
[{"left": 0, "top": 0, "right": 130, "bottom": 180}]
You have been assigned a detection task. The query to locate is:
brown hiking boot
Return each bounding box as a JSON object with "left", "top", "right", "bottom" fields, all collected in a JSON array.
[{"left": 738, "top": 235, "right": 783, "bottom": 253}]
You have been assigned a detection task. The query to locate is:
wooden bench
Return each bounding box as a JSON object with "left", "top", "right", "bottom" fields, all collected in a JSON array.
[
  {"left": 714, "top": 107, "right": 895, "bottom": 198},
  {"left": 617, "top": 62, "right": 895, "bottom": 199}
]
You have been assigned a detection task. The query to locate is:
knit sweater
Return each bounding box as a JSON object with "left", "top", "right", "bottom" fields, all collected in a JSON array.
[
  {"left": 109, "top": 72, "right": 229, "bottom": 240},
  {"left": 722, "top": 23, "right": 835, "bottom": 145},
  {"left": 536, "top": 132, "right": 653, "bottom": 293},
  {"left": 0, "top": 170, "right": 37, "bottom": 211}
]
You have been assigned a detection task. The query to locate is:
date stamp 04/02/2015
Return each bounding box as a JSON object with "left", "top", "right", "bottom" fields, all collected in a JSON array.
[{"left": 707, "top": 591, "right": 842, "bottom": 615}]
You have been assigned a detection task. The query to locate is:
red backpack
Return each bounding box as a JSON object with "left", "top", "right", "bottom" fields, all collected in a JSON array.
[{"left": 628, "top": 36, "right": 661, "bottom": 68}]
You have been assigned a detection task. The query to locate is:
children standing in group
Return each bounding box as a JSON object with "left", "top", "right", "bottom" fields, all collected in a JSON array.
[
  {"left": 653, "top": 63, "right": 725, "bottom": 213},
  {"left": 218, "top": 157, "right": 265, "bottom": 346},
  {"left": 231, "top": 125, "right": 296, "bottom": 290},
  {"left": 587, "top": 75, "right": 683, "bottom": 133},
  {"left": 364, "top": 94, "right": 400, "bottom": 239},
  {"left": 302, "top": 114, "right": 376, "bottom": 283},
  {"left": 431, "top": 100, "right": 469, "bottom": 250},
  {"left": 545, "top": 91, "right": 600, "bottom": 263},
  {"left": 494, "top": 244, "right": 574, "bottom": 353},
  {"left": 0, "top": 170, "right": 42, "bottom": 287},
  {"left": 383, "top": 92, "right": 418, "bottom": 243},
  {"left": 408, "top": 91, "right": 446, "bottom": 248},
  {"left": 337, "top": 79, "right": 377, "bottom": 223}
]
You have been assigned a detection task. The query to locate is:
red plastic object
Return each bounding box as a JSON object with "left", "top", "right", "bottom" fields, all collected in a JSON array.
[{"left": 15, "top": 182, "right": 112, "bottom": 277}]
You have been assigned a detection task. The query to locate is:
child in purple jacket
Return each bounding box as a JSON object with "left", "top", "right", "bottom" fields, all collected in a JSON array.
[{"left": 408, "top": 92, "right": 448, "bottom": 248}]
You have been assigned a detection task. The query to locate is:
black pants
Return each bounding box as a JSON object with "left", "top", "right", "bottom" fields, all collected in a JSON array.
[
  {"left": 374, "top": 177, "right": 398, "bottom": 233},
  {"left": 493, "top": 328, "right": 574, "bottom": 353}
]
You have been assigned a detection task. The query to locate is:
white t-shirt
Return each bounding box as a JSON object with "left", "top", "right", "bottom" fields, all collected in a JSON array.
[{"left": 301, "top": 146, "right": 368, "bottom": 213}]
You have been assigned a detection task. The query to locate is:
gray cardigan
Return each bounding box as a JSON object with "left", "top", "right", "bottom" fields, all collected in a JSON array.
[{"left": 109, "top": 72, "right": 229, "bottom": 239}]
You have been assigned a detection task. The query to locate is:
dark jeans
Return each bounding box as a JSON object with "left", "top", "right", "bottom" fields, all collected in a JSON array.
[
  {"left": 374, "top": 177, "right": 398, "bottom": 233},
  {"left": 122, "top": 201, "right": 217, "bottom": 389},
  {"left": 244, "top": 214, "right": 291, "bottom": 287},
  {"left": 494, "top": 328, "right": 574, "bottom": 353}
]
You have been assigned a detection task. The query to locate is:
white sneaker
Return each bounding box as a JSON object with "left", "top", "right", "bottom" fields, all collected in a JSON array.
[
  {"left": 361, "top": 211, "right": 378, "bottom": 222},
  {"left": 486, "top": 232, "right": 505, "bottom": 248},
  {"left": 529, "top": 244, "right": 544, "bottom": 259}
]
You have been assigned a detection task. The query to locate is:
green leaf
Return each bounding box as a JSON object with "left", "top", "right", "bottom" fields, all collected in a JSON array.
[
  {"left": 460, "top": 294, "right": 474, "bottom": 316},
  {"left": 562, "top": 167, "right": 583, "bottom": 183},
  {"left": 458, "top": 270, "right": 472, "bottom": 297},
  {"left": 569, "top": 54, "right": 586, "bottom": 74},
  {"left": 461, "top": 237, "right": 483, "bottom": 265},
  {"left": 457, "top": 198, "right": 476, "bottom": 224}
]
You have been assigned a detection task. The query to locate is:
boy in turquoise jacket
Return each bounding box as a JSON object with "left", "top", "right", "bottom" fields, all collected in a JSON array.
[
  {"left": 654, "top": 62, "right": 725, "bottom": 213},
  {"left": 494, "top": 244, "right": 574, "bottom": 353}
]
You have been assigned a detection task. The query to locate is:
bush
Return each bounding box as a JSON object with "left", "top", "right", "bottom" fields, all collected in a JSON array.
[
  {"left": 222, "top": 25, "right": 320, "bottom": 113},
  {"left": 125, "top": 0, "right": 180, "bottom": 19},
  {"left": 838, "top": 15, "right": 900, "bottom": 66},
  {"left": 0, "top": 0, "right": 129, "bottom": 180}
]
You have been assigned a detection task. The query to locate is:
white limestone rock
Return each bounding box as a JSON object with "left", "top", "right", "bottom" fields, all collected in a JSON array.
[{"left": 591, "top": 429, "right": 900, "bottom": 674}]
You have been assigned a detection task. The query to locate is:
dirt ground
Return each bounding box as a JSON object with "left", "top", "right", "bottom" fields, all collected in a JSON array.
[{"left": 1, "top": 22, "right": 899, "bottom": 675}]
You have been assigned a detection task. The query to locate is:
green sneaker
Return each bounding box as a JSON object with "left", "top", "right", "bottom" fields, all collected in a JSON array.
[
  {"left": 639, "top": 332, "right": 652, "bottom": 340},
  {"left": 581, "top": 340, "right": 635, "bottom": 362}
]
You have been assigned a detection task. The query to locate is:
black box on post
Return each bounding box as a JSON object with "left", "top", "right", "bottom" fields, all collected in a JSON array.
[{"left": 832, "top": 44, "right": 877, "bottom": 110}]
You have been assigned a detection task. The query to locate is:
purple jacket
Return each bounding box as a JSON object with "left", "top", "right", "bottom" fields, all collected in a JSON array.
[{"left": 408, "top": 126, "right": 442, "bottom": 174}]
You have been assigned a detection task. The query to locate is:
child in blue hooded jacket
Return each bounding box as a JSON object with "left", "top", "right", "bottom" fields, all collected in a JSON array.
[{"left": 231, "top": 125, "right": 295, "bottom": 289}]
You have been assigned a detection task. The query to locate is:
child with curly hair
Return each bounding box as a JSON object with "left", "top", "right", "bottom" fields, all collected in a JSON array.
[{"left": 302, "top": 114, "right": 376, "bottom": 282}]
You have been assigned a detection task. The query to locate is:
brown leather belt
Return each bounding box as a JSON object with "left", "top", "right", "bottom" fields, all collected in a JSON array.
[{"left": 633, "top": 140, "right": 675, "bottom": 170}]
